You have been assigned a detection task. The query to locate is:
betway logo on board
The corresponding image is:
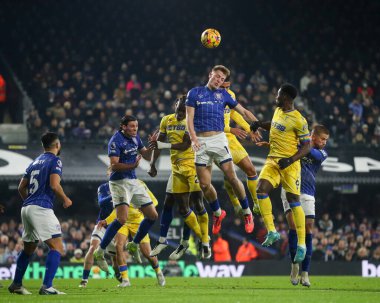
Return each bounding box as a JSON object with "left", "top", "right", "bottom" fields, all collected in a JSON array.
[
  {"left": 196, "top": 262, "right": 245, "bottom": 278},
  {"left": 362, "top": 260, "right": 380, "bottom": 277}
]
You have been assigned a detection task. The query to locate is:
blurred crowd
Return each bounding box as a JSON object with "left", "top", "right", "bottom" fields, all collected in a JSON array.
[
  {"left": 1, "top": 211, "right": 379, "bottom": 264},
  {"left": 0, "top": 0, "right": 379, "bottom": 147}
]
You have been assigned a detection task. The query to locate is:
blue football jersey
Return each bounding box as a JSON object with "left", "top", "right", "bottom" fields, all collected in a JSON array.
[
  {"left": 22, "top": 152, "right": 63, "bottom": 209},
  {"left": 96, "top": 182, "right": 114, "bottom": 223},
  {"left": 301, "top": 148, "right": 328, "bottom": 196},
  {"left": 108, "top": 131, "right": 144, "bottom": 180},
  {"left": 186, "top": 86, "right": 238, "bottom": 132}
]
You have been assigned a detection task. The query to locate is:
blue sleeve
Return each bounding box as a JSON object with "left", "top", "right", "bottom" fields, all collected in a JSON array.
[
  {"left": 185, "top": 88, "right": 197, "bottom": 108},
  {"left": 108, "top": 137, "right": 120, "bottom": 157},
  {"left": 224, "top": 90, "right": 238, "bottom": 108},
  {"left": 23, "top": 163, "right": 32, "bottom": 179},
  {"left": 50, "top": 158, "right": 63, "bottom": 177},
  {"left": 98, "top": 184, "right": 112, "bottom": 206},
  {"left": 309, "top": 148, "right": 328, "bottom": 162}
]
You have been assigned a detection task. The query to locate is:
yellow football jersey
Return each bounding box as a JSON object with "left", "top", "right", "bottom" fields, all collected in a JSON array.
[
  {"left": 224, "top": 89, "right": 251, "bottom": 134},
  {"left": 268, "top": 107, "right": 310, "bottom": 158},
  {"left": 159, "top": 113, "right": 194, "bottom": 165}
]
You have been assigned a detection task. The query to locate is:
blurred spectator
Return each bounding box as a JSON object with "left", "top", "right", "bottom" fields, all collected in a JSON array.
[
  {"left": 212, "top": 233, "right": 231, "bottom": 262},
  {"left": 70, "top": 248, "right": 85, "bottom": 263},
  {"left": 319, "top": 213, "right": 333, "bottom": 232},
  {"left": 235, "top": 238, "right": 258, "bottom": 262}
]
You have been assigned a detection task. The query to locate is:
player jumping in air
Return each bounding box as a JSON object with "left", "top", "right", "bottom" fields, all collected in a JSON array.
[
  {"left": 94, "top": 116, "right": 158, "bottom": 265},
  {"left": 251, "top": 83, "right": 311, "bottom": 263},
  {"left": 97, "top": 180, "right": 165, "bottom": 287},
  {"left": 186, "top": 65, "right": 260, "bottom": 235},
  {"left": 148, "top": 96, "right": 210, "bottom": 259}
]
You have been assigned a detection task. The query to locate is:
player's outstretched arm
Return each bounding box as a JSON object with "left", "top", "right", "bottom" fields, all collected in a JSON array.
[
  {"left": 233, "top": 104, "right": 258, "bottom": 124},
  {"left": 18, "top": 177, "right": 29, "bottom": 200},
  {"left": 50, "top": 174, "right": 72, "bottom": 208},
  {"left": 139, "top": 146, "right": 152, "bottom": 161},
  {"left": 186, "top": 105, "right": 201, "bottom": 151}
]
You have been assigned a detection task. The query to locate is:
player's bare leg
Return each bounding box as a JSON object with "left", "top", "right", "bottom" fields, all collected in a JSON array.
[
  {"left": 219, "top": 160, "right": 254, "bottom": 233},
  {"left": 79, "top": 238, "right": 100, "bottom": 288},
  {"left": 115, "top": 233, "right": 130, "bottom": 287},
  {"left": 236, "top": 156, "right": 260, "bottom": 215},
  {"left": 196, "top": 165, "right": 226, "bottom": 234},
  {"left": 140, "top": 243, "right": 165, "bottom": 286}
]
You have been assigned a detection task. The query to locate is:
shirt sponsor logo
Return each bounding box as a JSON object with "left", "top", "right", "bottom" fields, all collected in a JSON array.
[{"left": 271, "top": 121, "right": 286, "bottom": 132}]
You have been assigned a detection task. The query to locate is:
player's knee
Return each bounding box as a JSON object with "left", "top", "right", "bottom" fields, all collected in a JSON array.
[
  {"left": 306, "top": 221, "right": 314, "bottom": 233},
  {"left": 199, "top": 182, "right": 210, "bottom": 192},
  {"left": 117, "top": 217, "right": 127, "bottom": 225},
  {"left": 115, "top": 242, "right": 124, "bottom": 252},
  {"left": 147, "top": 211, "right": 158, "bottom": 221}
]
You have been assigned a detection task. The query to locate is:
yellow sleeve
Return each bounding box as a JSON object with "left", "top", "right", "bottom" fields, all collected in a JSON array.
[
  {"left": 295, "top": 114, "right": 310, "bottom": 143},
  {"left": 224, "top": 112, "right": 231, "bottom": 133},
  {"left": 105, "top": 209, "right": 116, "bottom": 225},
  {"left": 159, "top": 115, "right": 168, "bottom": 134},
  {"left": 230, "top": 110, "right": 251, "bottom": 132}
]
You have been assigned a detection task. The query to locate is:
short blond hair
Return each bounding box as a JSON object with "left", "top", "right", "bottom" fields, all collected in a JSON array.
[{"left": 212, "top": 65, "right": 230, "bottom": 78}]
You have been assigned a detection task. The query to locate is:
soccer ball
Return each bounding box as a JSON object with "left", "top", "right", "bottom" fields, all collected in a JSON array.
[{"left": 201, "top": 28, "right": 221, "bottom": 49}]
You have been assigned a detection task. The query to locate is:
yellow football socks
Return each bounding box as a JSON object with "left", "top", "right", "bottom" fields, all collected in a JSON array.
[
  {"left": 197, "top": 210, "right": 209, "bottom": 244},
  {"left": 290, "top": 203, "right": 306, "bottom": 246},
  {"left": 247, "top": 175, "right": 259, "bottom": 205},
  {"left": 119, "top": 264, "right": 128, "bottom": 280},
  {"left": 257, "top": 194, "right": 276, "bottom": 232},
  {"left": 184, "top": 211, "right": 203, "bottom": 240}
]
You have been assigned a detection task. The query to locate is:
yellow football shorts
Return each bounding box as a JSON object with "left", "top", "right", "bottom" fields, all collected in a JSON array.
[
  {"left": 226, "top": 133, "right": 249, "bottom": 164},
  {"left": 166, "top": 162, "right": 201, "bottom": 194},
  {"left": 118, "top": 220, "right": 150, "bottom": 244},
  {"left": 259, "top": 157, "right": 301, "bottom": 195}
]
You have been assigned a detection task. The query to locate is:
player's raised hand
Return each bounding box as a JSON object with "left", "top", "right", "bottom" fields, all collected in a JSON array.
[
  {"left": 96, "top": 220, "right": 107, "bottom": 229},
  {"left": 230, "top": 128, "right": 247, "bottom": 140},
  {"left": 250, "top": 130, "right": 262, "bottom": 142},
  {"left": 148, "top": 140, "right": 158, "bottom": 150},
  {"left": 148, "top": 164, "right": 157, "bottom": 177},
  {"left": 148, "top": 129, "right": 159, "bottom": 142},
  {"left": 63, "top": 197, "right": 73, "bottom": 208},
  {"left": 191, "top": 138, "right": 202, "bottom": 152},
  {"left": 0, "top": 204, "right": 5, "bottom": 214},
  {"left": 256, "top": 141, "right": 270, "bottom": 148}
]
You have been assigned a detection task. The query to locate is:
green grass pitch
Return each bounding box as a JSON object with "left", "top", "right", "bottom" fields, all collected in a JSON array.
[{"left": 1, "top": 276, "right": 379, "bottom": 303}]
